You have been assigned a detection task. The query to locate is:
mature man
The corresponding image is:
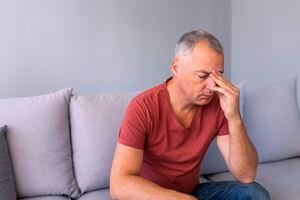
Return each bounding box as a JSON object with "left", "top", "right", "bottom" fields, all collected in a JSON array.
[{"left": 110, "top": 30, "right": 270, "bottom": 200}]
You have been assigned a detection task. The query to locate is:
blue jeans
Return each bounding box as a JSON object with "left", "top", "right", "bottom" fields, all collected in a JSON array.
[{"left": 190, "top": 181, "right": 270, "bottom": 200}]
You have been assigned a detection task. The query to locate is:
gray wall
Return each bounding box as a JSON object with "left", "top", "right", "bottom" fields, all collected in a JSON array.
[
  {"left": 0, "top": 0, "right": 231, "bottom": 98},
  {"left": 231, "top": 0, "right": 300, "bottom": 85},
  {"left": 231, "top": 0, "right": 300, "bottom": 109}
]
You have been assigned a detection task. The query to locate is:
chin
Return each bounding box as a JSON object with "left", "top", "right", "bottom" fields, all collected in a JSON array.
[
  {"left": 196, "top": 100, "right": 212, "bottom": 105},
  {"left": 195, "top": 96, "right": 214, "bottom": 105}
]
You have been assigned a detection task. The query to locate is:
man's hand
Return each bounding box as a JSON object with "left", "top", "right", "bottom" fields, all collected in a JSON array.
[
  {"left": 208, "top": 69, "right": 240, "bottom": 121},
  {"left": 209, "top": 69, "right": 258, "bottom": 183}
]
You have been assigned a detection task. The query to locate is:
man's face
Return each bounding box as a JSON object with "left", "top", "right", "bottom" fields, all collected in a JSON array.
[{"left": 172, "top": 42, "right": 224, "bottom": 105}]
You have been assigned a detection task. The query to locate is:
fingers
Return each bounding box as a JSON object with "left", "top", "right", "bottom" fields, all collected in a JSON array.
[
  {"left": 210, "top": 69, "right": 239, "bottom": 94},
  {"left": 210, "top": 69, "right": 231, "bottom": 88},
  {"left": 209, "top": 85, "right": 231, "bottom": 96}
]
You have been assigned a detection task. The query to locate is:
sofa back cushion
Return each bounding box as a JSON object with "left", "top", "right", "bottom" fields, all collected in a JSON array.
[
  {"left": 0, "top": 125, "right": 17, "bottom": 200},
  {"left": 0, "top": 88, "right": 79, "bottom": 198},
  {"left": 70, "top": 92, "right": 137, "bottom": 193},
  {"left": 243, "top": 78, "right": 300, "bottom": 163}
]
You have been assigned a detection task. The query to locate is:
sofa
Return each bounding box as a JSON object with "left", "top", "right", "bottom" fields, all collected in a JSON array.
[{"left": 0, "top": 77, "right": 299, "bottom": 200}]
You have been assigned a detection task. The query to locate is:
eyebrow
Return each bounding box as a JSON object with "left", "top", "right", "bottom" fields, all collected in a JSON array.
[{"left": 195, "top": 69, "right": 224, "bottom": 74}]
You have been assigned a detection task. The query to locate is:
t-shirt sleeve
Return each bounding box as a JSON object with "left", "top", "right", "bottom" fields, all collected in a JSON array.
[
  {"left": 118, "top": 99, "right": 149, "bottom": 149},
  {"left": 217, "top": 114, "right": 229, "bottom": 136}
]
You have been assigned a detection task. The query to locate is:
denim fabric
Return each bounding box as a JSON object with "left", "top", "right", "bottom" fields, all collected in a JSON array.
[{"left": 191, "top": 181, "right": 270, "bottom": 200}]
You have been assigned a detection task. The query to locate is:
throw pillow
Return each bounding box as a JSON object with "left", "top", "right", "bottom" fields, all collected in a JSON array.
[
  {"left": 70, "top": 92, "right": 138, "bottom": 193},
  {"left": 0, "top": 88, "right": 80, "bottom": 198},
  {"left": 0, "top": 125, "right": 17, "bottom": 200}
]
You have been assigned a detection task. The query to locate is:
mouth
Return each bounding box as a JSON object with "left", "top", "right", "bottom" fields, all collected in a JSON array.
[
  {"left": 200, "top": 94, "right": 214, "bottom": 99},
  {"left": 202, "top": 90, "right": 215, "bottom": 97}
]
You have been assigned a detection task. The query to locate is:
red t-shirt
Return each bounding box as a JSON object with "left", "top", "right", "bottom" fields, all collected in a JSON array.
[{"left": 118, "top": 78, "right": 229, "bottom": 194}]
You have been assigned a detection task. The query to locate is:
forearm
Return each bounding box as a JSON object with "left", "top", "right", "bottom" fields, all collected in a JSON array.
[
  {"left": 227, "top": 115, "right": 258, "bottom": 182},
  {"left": 111, "top": 175, "right": 197, "bottom": 200}
]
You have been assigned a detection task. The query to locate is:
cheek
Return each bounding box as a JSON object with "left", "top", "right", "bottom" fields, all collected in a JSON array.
[
  {"left": 194, "top": 81, "right": 213, "bottom": 96},
  {"left": 196, "top": 81, "right": 208, "bottom": 91}
]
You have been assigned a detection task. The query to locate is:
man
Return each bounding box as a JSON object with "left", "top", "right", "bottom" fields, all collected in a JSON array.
[{"left": 110, "top": 30, "right": 270, "bottom": 200}]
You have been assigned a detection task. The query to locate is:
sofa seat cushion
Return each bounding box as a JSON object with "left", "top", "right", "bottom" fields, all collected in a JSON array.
[
  {"left": 206, "top": 157, "right": 300, "bottom": 200},
  {"left": 18, "top": 196, "right": 70, "bottom": 200},
  {"left": 70, "top": 92, "right": 137, "bottom": 193},
  {"left": 77, "top": 189, "right": 111, "bottom": 200},
  {"left": 199, "top": 175, "right": 211, "bottom": 183},
  {"left": 0, "top": 88, "right": 79, "bottom": 198}
]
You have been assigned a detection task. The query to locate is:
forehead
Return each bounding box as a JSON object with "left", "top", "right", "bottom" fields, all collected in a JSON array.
[{"left": 186, "top": 42, "right": 224, "bottom": 72}]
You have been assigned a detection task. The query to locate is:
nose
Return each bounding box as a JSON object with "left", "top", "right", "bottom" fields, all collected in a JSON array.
[
  {"left": 206, "top": 76, "right": 216, "bottom": 89},
  {"left": 203, "top": 77, "right": 216, "bottom": 96}
]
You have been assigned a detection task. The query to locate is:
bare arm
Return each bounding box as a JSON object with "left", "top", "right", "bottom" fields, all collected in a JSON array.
[
  {"left": 110, "top": 143, "right": 197, "bottom": 200},
  {"left": 217, "top": 116, "right": 258, "bottom": 183},
  {"left": 209, "top": 69, "right": 258, "bottom": 183}
]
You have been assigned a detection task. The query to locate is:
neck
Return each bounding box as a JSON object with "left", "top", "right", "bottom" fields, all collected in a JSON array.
[{"left": 166, "top": 78, "right": 197, "bottom": 113}]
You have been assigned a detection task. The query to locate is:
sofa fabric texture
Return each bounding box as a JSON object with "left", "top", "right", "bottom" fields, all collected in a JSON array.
[
  {"left": 77, "top": 189, "right": 111, "bottom": 200},
  {"left": 70, "top": 93, "right": 137, "bottom": 193},
  {"left": 19, "top": 196, "right": 70, "bottom": 200},
  {"left": 243, "top": 78, "right": 300, "bottom": 163},
  {"left": 0, "top": 88, "right": 80, "bottom": 198},
  {"left": 0, "top": 125, "right": 17, "bottom": 200},
  {"left": 207, "top": 157, "right": 300, "bottom": 200}
]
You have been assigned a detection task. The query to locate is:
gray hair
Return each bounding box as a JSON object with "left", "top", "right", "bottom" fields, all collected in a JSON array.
[{"left": 174, "top": 30, "right": 223, "bottom": 58}]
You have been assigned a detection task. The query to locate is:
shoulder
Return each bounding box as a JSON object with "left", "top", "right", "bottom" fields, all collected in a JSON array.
[
  {"left": 122, "top": 82, "right": 166, "bottom": 133},
  {"left": 131, "top": 82, "right": 166, "bottom": 109}
]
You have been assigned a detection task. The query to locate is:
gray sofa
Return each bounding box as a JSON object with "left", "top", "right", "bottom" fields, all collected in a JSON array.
[{"left": 0, "top": 77, "right": 299, "bottom": 200}]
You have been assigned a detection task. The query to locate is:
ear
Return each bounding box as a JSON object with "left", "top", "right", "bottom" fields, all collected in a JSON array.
[{"left": 171, "top": 57, "right": 180, "bottom": 76}]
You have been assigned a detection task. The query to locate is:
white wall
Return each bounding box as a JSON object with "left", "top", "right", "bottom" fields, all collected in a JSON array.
[{"left": 0, "top": 0, "right": 231, "bottom": 98}]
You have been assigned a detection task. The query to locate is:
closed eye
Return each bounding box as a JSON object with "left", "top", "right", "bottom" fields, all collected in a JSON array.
[{"left": 198, "top": 75, "right": 209, "bottom": 79}]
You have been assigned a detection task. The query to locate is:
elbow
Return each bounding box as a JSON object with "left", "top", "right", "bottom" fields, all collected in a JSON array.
[
  {"left": 110, "top": 177, "right": 121, "bottom": 200},
  {"left": 238, "top": 176, "right": 256, "bottom": 184},
  {"left": 236, "top": 171, "right": 257, "bottom": 184},
  {"left": 110, "top": 184, "right": 121, "bottom": 200},
  {"left": 110, "top": 172, "right": 135, "bottom": 200},
  {"left": 110, "top": 186, "right": 118, "bottom": 200},
  {"left": 230, "top": 164, "right": 257, "bottom": 184},
  {"left": 109, "top": 183, "right": 116, "bottom": 200},
  {"left": 230, "top": 158, "right": 258, "bottom": 184}
]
